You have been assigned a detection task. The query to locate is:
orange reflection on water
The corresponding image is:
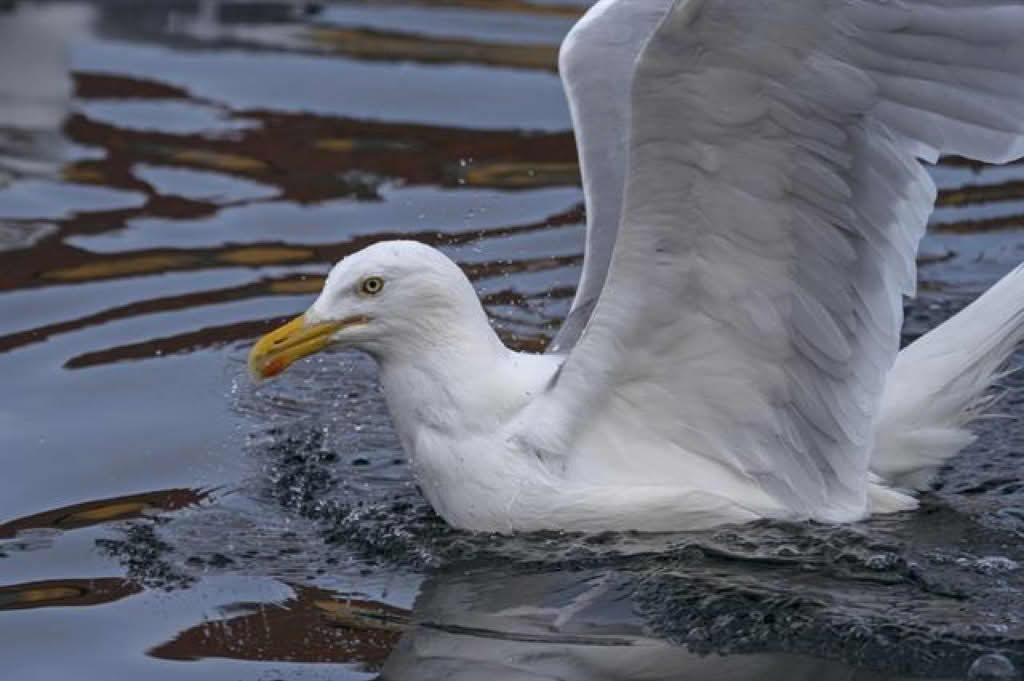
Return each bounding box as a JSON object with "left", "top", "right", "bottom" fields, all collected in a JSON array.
[
  {"left": 0, "top": 578, "right": 142, "bottom": 612},
  {"left": 0, "top": 488, "right": 212, "bottom": 538},
  {"left": 148, "top": 583, "right": 408, "bottom": 667}
]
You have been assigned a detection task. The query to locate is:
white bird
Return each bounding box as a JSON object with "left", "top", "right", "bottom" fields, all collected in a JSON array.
[{"left": 249, "top": 0, "right": 1024, "bottom": 533}]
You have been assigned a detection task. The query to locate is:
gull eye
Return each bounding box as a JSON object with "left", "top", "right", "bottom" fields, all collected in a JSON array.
[{"left": 359, "top": 276, "right": 384, "bottom": 296}]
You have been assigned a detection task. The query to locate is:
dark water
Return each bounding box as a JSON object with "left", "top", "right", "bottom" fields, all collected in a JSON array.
[{"left": 2, "top": 2, "right": 1024, "bottom": 679}]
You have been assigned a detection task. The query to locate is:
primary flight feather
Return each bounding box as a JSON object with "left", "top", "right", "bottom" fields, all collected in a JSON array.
[{"left": 249, "top": 0, "right": 1024, "bottom": 532}]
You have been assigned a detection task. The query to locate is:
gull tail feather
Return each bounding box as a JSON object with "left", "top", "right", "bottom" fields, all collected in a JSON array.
[{"left": 872, "top": 263, "right": 1024, "bottom": 492}]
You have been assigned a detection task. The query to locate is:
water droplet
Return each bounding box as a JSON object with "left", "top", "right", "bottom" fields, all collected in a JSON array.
[{"left": 968, "top": 654, "right": 1018, "bottom": 681}]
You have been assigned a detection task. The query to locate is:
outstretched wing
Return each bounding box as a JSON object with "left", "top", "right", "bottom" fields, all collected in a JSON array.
[
  {"left": 527, "top": 0, "right": 1024, "bottom": 519},
  {"left": 548, "top": 0, "right": 674, "bottom": 353}
]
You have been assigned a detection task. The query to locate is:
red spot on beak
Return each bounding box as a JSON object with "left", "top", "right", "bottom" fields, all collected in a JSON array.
[{"left": 262, "top": 357, "right": 287, "bottom": 378}]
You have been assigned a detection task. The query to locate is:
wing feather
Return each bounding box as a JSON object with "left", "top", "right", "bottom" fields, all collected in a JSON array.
[
  {"left": 548, "top": 0, "right": 674, "bottom": 352},
  {"left": 521, "top": 0, "right": 1024, "bottom": 520}
]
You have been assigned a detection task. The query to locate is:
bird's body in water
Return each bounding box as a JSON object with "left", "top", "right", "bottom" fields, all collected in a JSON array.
[{"left": 250, "top": 0, "right": 1024, "bottom": 533}]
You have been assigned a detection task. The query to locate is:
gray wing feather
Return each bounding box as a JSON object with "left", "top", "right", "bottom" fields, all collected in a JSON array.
[{"left": 548, "top": 0, "right": 674, "bottom": 353}]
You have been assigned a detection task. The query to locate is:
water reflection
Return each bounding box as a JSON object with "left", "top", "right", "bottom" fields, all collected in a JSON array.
[
  {"left": 149, "top": 583, "right": 404, "bottom": 666},
  {"left": 64, "top": 500, "right": 948, "bottom": 680},
  {"left": 146, "top": 568, "right": 930, "bottom": 679},
  {"left": 0, "top": 488, "right": 210, "bottom": 538},
  {"left": 0, "top": 3, "right": 95, "bottom": 251},
  {"left": 119, "top": 528, "right": 885, "bottom": 680},
  {"left": 381, "top": 570, "right": 926, "bottom": 681},
  {"left": 0, "top": 577, "right": 140, "bottom": 611},
  {"left": 0, "top": 3, "right": 93, "bottom": 171}
]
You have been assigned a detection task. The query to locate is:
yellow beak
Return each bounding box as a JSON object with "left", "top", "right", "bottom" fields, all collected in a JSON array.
[{"left": 248, "top": 314, "right": 345, "bottom": 381}]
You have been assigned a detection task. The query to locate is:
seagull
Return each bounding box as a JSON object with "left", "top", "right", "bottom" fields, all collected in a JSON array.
[{"left": 249, "top": 0, "right": 1024, "bottom": 533}]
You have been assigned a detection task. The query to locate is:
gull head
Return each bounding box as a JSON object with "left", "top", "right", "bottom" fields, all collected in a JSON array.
[{"left": 248, "top": 240, "right": 491, "bottom": 380}]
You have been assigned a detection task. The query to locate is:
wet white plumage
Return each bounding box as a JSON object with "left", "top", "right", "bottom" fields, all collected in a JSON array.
[{"left": 274, "top": 0, "right": 1024, "bottom": 532}]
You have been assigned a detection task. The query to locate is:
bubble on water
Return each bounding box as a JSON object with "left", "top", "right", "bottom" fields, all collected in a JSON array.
[{"left": 967, "top": 654, "right": 1018, "bottom": 681}]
